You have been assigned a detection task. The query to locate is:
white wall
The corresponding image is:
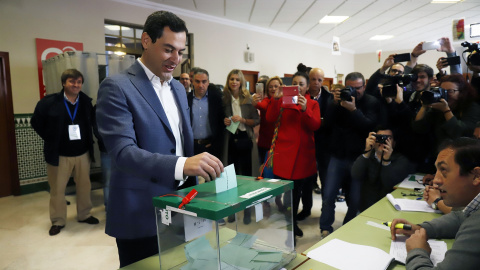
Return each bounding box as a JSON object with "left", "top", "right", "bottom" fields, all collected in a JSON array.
[{"left": 0, "top": 0, "right": 356, "bottom": 113}]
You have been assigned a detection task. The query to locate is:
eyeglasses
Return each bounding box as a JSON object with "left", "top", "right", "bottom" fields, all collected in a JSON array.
[
  {"left": 351, "top": 85, "right": 364, "bottom": 91},
  {"left": 389, "top": 69, "right": 404, "bottom": 75},
  {"left": 445, "top": 89, "right": 460, "bottom": 94}
]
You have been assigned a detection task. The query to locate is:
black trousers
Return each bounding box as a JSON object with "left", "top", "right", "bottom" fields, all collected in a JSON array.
[{"left": 116, "top": 235, "right": 158, "bottom": 268}]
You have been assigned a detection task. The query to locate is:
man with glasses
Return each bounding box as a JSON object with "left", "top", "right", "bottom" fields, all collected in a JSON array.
[
  {"left": 319, "top": 72, "right": 384, "bottom": 238},
  {"left": 179, "top": 72, "right": 191, "bottom": 93},
  {"left": 365, "top": 54, "right": 405, "bottom": 99},
  {"left": 351, "top": 126, "right": 415, "bottom": 211}
]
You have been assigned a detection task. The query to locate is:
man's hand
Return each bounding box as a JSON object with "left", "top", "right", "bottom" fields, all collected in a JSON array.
[
  {"left": 380, "top": 54, "right": 396, "bottom": 74},
  {"left": 422, "top": 174, "right": 435, "bottom": 185},
  {"left": 365, "top": 132, "right": 376, "bottom": 153},
  {"left": 412, "top": 42, "right": 427, "bottom": 58},
  {"left": 436, "top": 57, "right": 448, "bottom": 75},
  {"left": 340, "top": 96, "right": 356, "bottom": 111},
  {"left": 424, "top": 185, "right": 441, "bottom": 205},
  {"left": 381, "top": 136, "right": 394, "bottom": 160},
  {"left": 406, "top": 228, "right": 431, "bottom": 254},
  {"left": 394, "top": 84, "right": 404, "bottom": 104},
  {"left": 437, "top": 37, "right": 455, "bottom": 53},
  {"left": 184, "top": 152, "right": 224, "bottom": 181},
  {"left": 390, "top": 218, "right": 421, "bottom": 240}
]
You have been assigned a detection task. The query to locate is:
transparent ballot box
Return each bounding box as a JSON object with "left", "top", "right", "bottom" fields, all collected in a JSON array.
[{"left": 153, "top": 176, "right": 295, "bottom": 270}]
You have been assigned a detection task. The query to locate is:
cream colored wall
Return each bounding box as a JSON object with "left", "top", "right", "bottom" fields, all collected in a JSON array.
[{"left": 0, "top": 0, "right": 356, "bottom": 114}]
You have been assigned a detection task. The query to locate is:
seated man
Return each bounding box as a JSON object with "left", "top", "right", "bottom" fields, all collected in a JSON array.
[
  {"left": 352, "top": 126, "right": 415, "bottom": 211},
  {"left": 390, "top": 137, "right": 480, "bottom": 270}
]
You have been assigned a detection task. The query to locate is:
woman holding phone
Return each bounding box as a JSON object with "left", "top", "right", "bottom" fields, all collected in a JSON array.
[{"left": 266, "top": 70, "right": 321, "bottom": 237}]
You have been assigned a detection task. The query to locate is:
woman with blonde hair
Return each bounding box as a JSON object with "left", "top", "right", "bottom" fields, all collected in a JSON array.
[{"left": 222, "top": 69, "right": 260, "bottom": 223}]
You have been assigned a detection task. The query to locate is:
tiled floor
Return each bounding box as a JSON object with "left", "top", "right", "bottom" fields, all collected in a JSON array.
[{"left": 0, "top": 187, "right": 348, "bottom": 270}]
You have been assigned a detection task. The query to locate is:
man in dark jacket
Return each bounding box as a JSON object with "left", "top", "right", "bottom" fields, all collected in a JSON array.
[{"left": 31, "top": 69, "right": 98, "bottom": 236}]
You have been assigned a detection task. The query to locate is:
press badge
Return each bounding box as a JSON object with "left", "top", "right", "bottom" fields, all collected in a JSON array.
[{"left": 68, "top": 125, "right": 81, "bottom": 140}]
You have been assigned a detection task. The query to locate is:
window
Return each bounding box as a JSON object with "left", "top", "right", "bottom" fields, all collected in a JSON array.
[{"left": 104, "top": 20, "right": 143, "bottom": 57}]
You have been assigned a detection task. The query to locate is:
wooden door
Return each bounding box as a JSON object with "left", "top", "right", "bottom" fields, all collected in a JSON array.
[
  {"left": 241, "top": 70, "right": 259, "bottom": 94},
  {"left": 0, "top": 52, "right": 20, "bottom": 197}
]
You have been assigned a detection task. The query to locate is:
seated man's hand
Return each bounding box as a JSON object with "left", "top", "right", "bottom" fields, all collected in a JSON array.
[
  {"left": 184, "top": 152, "right": 224, "bottom": 181},
  {"left": 424, "top": 185, "right": 441, "bottom": 205},
  {"left": 390, "top": 218, "right": 421, "bottom": 240},
  {"left": 422, "top": 174, "right": 435, "bottom": 185},
  {"left": 406, "top": 228, "right": 432, "bottom": 254}
]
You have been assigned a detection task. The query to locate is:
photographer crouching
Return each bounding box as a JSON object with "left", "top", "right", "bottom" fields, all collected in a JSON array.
[{"left": 352, "top": 126, "right": 415, "bottom": 211}]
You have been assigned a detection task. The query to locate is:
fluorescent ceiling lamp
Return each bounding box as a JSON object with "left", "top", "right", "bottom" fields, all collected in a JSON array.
[
  {"left": 431, "top": 0, "right": 462, "bottom": 3},
  {"left": 319, "top": 16, "right": 349, "bottom": 24},
  {"left": 105, "top": 25, "right": 121, "bottom": 31},
  {"left": 370, "top": 35, "right": 394, "bottom": 40}
]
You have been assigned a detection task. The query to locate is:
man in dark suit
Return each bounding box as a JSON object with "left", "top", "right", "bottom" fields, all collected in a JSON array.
[
  {"left": 96, "top": 11, "right": 223, "bottom": 268},
  {"left": 187, "top": 68, "right": 225, "bottom": 160}
]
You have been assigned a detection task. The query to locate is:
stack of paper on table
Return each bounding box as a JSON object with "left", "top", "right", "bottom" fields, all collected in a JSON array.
[
  {"left": 307, "top": 238, "right": 447, "bottom": 270},
  {"left": 397, "top": 174, "right": 425, "bottom": 190},
  {"left": 387, "top": 194, "right": 441, "bottom": 213},
  {"left": 390, "top": 236, "right": 447, "bottom": 266}
]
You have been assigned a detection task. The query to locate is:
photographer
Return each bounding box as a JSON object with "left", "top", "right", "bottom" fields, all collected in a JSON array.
[
  {"left": 413, "top": 74, "right": 480, "bottom": 151},
  {"left": 319, "top": 72, "right": 384, "bottom": 238},
  {"left": 352, "top": 127, "right": 415, "bottom": 211},
  {"left": 365, "top": 54, "right": 405, "bottom": 100}
]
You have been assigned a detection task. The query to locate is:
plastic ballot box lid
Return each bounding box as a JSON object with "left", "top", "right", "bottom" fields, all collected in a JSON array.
[{"left": 152, "top": 176, "right": 293, "bottom": 220}]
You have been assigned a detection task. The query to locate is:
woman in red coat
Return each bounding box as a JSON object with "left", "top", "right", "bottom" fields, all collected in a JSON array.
[{"left": 266, "top": 71, "right": 321, "bottom": 237}]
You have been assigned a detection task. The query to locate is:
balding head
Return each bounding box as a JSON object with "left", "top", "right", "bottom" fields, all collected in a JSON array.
[{"left": 309, "top": 68, "right": 325, "bottom": 93}]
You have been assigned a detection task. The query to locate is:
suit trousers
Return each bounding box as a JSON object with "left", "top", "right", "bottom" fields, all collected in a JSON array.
[{"left": 46, "top": 152, "right": 93, "bottom": 226}]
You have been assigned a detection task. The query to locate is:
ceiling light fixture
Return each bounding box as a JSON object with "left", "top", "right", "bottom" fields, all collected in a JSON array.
[
  {"left": 319, "top": 16, "right": 349, "bottom": 24},
  {"left": 370, "top": 35, "right": 394, "bottom": 40},
  {"left": 431, "top": 0, "right": 462, "bottom": 3}
]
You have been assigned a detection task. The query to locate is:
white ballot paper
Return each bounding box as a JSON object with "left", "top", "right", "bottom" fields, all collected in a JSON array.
[
  {"left": 307, "top": 239, "right": 395, "bottom": 270},
  {"left": 386, "top": 194, "right": 441, "bottom": 213},
  {"left": 390, "top": 235, "right": 447, "bottom": 266}
]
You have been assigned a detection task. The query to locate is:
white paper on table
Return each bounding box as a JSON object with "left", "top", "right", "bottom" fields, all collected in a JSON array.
[
  {"left": 390, "top": 236, "right": 447, "bottom": 266},
  {"left": 386, "top": 194, "right": 441, "bottom": 213},
  {"left": 307, "top": 238, "right": 394, "bottom": 270},
  {"left": 398, "top": 174, "right": 425, "bottom": 190}
]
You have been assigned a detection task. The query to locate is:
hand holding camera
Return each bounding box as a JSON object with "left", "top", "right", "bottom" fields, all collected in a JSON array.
[
  {"left": 364, "top": 132, "right": 376, "bottom": 155},
  {"left": 340, "top": 96, "right": 356, "bottom": 112},
  {"left": 297, "top": 94, "right": 307, "bottom": 112}
]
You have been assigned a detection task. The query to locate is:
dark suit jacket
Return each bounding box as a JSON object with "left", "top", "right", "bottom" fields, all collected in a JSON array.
[
  {"left": 187, "top": 84, "right": 225, "bottom": 158},
  {"left": 31, "top": 90, "right": 95, "bottom": 166},
  {"left": 96, "top": 61, "right": 195, "bottom": 239}
]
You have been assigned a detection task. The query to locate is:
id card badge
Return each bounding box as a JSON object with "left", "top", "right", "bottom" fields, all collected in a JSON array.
[{"left": 68, "top": 125, "right": 81, "bottom": 140}]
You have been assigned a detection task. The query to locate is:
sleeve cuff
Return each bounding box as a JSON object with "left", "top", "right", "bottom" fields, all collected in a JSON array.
[{"left": 175, "top": 157, "right": 188, "bottom": 181}]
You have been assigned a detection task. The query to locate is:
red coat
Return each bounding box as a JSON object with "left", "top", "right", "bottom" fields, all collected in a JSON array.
[
  {"left": 256, "top": 97, "right": 275, "bottom": 150},
  {"left": 266, "top": 94, "right": 321, "bottom": 180}
]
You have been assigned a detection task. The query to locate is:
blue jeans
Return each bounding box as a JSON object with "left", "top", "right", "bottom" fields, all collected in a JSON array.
[
  {"left": 100, "top": 152, "right": 112, "bottom": 207},
  {"left": 319, "top": 156, "right": 362, "bottom": 232}
]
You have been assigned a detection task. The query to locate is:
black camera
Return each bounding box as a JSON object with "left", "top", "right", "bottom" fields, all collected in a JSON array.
[
  {"left": 339, "top": 86, "right": 356, "bottom": 102},
  {"left": 461, "top": 41, "right": 480, "bottom": 66},
  {"left": 381, "top": 74, "right": 418, "bottom": 98},
  {"left": 420, "top": 87, "right": 448, "bottom": 105},
  {"left": 374, "top": 134, "right": 390, "bottom": 144}
]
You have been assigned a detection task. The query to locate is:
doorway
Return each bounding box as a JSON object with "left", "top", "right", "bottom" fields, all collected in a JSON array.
[
  {"left": 241, "top": 70, "right": 259, "bottom": 95},
  {"left": 0, "top": 51, "right": 20, "bottom": 197}
]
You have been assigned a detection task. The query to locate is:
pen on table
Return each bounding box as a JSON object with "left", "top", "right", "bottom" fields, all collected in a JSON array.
[{"left": 383, "top": 222, "right": 412, "bottom": 230}]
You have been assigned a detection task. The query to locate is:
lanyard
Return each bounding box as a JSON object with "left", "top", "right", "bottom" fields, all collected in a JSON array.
[{"left": 64, "top": 98, "right": 79, "bottom": 124}]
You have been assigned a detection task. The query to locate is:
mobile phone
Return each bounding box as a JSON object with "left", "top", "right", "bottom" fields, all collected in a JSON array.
[
  {"left": 282, "top": 86, "right": 299, "bottom": 107},
  {"left": 255, "top": 82, "right": 264, "bottom": 95},
  {"left": 445, "top": 56, "right": 461, "bottom": 66},
  {"left": 393, "top": 53, "right": 411, "bottom": 63},
  {"left": 422, "top": 41, "right": 440, "bottom": 50}
]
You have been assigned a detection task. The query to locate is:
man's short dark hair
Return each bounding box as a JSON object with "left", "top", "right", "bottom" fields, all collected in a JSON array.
[
  {"left": 143, "top": 11, "right": 188, "bottom": 44},
  {"left": 345, "top": 72, "right": 365, "bottom": 85},
  {"left": 439, "top": 137, "right": 480, "bottom": 176},
  {"left": 61, "top": 69, "right": 83, "bottom": 84},
  {"left": 193, "top": 68, "right": 209, "bottom": 79},
  {"left": 412, "top": 64, "right": 434, "bottom": 78}
]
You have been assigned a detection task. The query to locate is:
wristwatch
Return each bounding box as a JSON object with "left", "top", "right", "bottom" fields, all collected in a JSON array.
[{"left": 431, "top": 198, "right": 443, "bottom": 210}]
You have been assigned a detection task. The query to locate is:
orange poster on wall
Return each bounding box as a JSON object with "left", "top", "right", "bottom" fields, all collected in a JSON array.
[{"left": 35, "top": 38, "right": 83, "bottom": 99}]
